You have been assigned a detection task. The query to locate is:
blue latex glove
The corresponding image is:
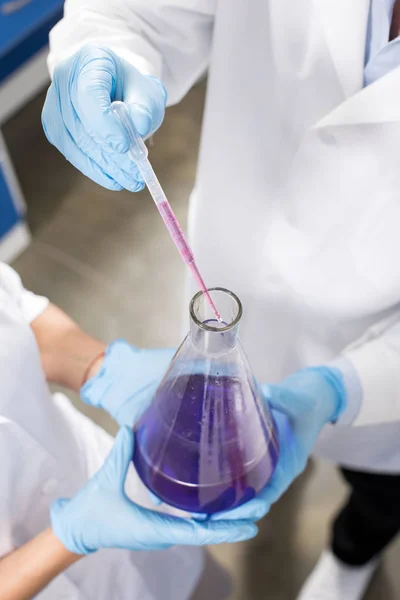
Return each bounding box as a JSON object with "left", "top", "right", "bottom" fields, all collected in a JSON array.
[
  {"left": 51, "top": 427, "right": 257, "bottom": 554},
  {"left": 81, "top": 339, "right": 175, "bottom": 427},
  {"left": 211, "top": 366, "right": 346, "bottom": 522},
  {"left": 42, "top": 44, "right": 166, "bottom": 191}
]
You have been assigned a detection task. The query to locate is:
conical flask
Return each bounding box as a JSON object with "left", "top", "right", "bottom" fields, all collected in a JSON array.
[{"left": 133, "top": 288, "right": 279, "bottom": 514}]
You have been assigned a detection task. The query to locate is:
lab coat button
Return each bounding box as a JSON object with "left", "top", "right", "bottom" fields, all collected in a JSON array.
[
  {"left": 41, "top": 478, "right": 59, "bottom": 495},
  {"left": 319, "top": 131, "right": 337, "bottom": 146}
]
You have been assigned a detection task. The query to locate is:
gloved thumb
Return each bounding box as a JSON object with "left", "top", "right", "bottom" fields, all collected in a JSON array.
[
  {"left": 99, "top": 426, "right": 134, "bottom": 493},
  {"left": 123, "top": 68, "right": 167, "bottom": 137},
  {"left": 261, "top": 384, "right": 299, "bottom": 420}
]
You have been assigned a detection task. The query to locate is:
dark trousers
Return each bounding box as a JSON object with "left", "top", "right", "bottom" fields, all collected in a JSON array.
[{"left": 331, "top": 468, "right": 400, "bottom": 566}]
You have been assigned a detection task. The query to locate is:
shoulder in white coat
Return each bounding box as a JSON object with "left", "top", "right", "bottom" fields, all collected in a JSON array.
[
  {"left": 48, "top": 0, "right": 217, "bottom": 104},
  {"left": 0, "top": 263, "right": 48, "bottom": 323}
]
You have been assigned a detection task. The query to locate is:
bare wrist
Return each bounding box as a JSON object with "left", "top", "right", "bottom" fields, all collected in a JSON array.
[{"left": 81, "top": 351, "right": 106, "bottom": 388}]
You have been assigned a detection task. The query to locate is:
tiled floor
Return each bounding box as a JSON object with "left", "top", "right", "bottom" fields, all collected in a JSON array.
[{"left": 4, "top": 82, "right": 400, "bottom": 600}]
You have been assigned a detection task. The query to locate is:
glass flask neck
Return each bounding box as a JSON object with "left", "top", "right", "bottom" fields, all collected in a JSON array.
[{"left": 189, "top": 288, "right": 242, "bottom": 355}]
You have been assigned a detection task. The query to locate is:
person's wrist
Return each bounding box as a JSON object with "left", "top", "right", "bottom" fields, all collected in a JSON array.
[
  {"left": 86, "top": 353, "right": 105, "bottom": 381},
  {"left": 80, "top": 350, "right": 106, "bottom": 388},
  {"left": 47, "top": 528, "right": 82, "bottom": 565},
  {"left": 80, "top": 339, "right": 134, "bottom": 417},
  {"left": 328, "top": 357, "right": 363, "bottom": 425},
  {"left": 51, "top": 497, "right": 97, "bottom": 556},
  {"left": 314, "top": 366, "right": 347, "bottom": 423}
]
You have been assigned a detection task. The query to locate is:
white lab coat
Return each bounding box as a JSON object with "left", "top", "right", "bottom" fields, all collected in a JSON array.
[
  {"left": 0, "top": 264, "right": 202, "bottom": 600},
  {"left": 49, "top": 0, "right": 400, "bottom": 472}
]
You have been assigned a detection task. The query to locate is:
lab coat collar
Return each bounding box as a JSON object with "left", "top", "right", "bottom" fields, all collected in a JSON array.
[
  {"left": 315, "top": 62, "right": 400, "bottom": 126},
  {"left": 315, "top": 0, "right": 400, "bottom": 126},
  {"left": 316, "top": 0, "right": 370, "bottom": 98}
]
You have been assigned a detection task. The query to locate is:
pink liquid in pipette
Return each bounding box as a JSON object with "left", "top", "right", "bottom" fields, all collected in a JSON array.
[
  {"left": 188, "top": 261, "right": 222, "bottom": 322},
  {"left": 157, "top": 201, "right": 221, "bottom": 321}
]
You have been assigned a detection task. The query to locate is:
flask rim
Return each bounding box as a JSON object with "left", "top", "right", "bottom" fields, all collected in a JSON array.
[{"left": 189, "top": 287, "right": 243, "bottom": 333}]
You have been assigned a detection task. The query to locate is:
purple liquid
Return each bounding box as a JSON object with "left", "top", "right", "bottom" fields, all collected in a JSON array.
[{"left": 133, "top": 374, "right": 279, "bottom": 514}]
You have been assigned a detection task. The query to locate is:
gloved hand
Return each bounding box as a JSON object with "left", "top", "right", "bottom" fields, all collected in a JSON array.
[
  {"left": 211, "top": 366, "right": 346, "bottom": 522},
  {"left": 51, "top": 427, "right": 257, "bottom": 554},
  {"left": 81, "top": 339, "right": 175, "bottom": 427},
  {"left": 42, "top": 44, "right": 166, "bottom": 191}
]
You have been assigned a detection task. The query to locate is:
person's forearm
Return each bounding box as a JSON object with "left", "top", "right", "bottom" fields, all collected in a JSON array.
[
  {"left": 0, "top": 528, "right": 81, "bottom": 600},
  {"left": 31, "top": 304, "right": 106, "bottom": 392}
]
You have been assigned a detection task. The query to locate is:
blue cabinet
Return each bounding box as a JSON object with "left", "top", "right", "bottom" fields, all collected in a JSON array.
[
  {"left": 0, "top": 0, "right": 64, "bottom": 83},
  {"left": 0, "top": 131, "right": 30, "bottom": 262},
  {"left": 0, "top": 0, "right": 64, "bottom": 260},
  {"left": 0, "top": 163, "right": 20, "bottom": 239}
]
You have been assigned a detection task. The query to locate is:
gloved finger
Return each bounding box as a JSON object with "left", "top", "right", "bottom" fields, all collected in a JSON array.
[
  {"left": 210, "top": 498, "right": 269, "bottom": 522},
  {"left": 257, "top": 407, "right": 304, "bottom": 507},
  {"left": 55, "top": 78, "right": 144, "bottom": 192},
  {"left": 255, "top": 442, "right": 306, "bottom": 509},
  {"left": 100, "top": 141, "right": 145, "bottom": 185},
  {"left": 124, "top": 72, "right": 167, "bottom": 137},
  {"left": 148, "top": 490, "right": 162, "bottom": 506},
  {"left": 115, "top": 381, "right": 158, "bottom": 426},
  {"left": 71, "top": 45, "right": 130, "bottom": 153},
  {"left": 45, "top": 121, "right": 122, "bottom": 191},
  {"left": 271, "top": 408, "right": 293, "bottom": 442},
  {"left": 42, "top": 81, "right": 123, "bottom": 191},
  {"left": 254, "top": 481, "right": 286, "bottom": 510},
  {"left": 100, "top": 426, "right": 135, "bottom": 492},
  {"left": 148, "top": 499, "right": 213, "bottom": 519},
  {"left": 212, "top": 412, "right": 293, "bottom": 521},
  {"left": 141, "top": 509, "right": 258, "bottom": 546},
  {"left": 72, "top": 130, "right": 144, "bottom": 192},
  {"left": 114, "top": 347, "right": 177, "bottom": 425},
  {"left": 190, "top": 513, "right": 209, "bottom": 521}
]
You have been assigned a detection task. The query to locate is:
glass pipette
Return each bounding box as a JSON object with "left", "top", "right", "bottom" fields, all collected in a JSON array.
[{"left": 110, "top": 101, "right": 221, "bottom": 322}]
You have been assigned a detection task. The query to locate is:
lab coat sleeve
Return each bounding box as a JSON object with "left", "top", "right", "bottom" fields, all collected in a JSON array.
[
  {"left": 0, "top": 263, "right": 49, "bottom": 324},
  {"left": 48, "top": 0, "right": 216, "bottom": 105},
  {"left": 331, "top": 314, "right": 400, "bottom": 427},
  {"left": 0, "top": 419, "right": 39, "bottom": 557}
]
